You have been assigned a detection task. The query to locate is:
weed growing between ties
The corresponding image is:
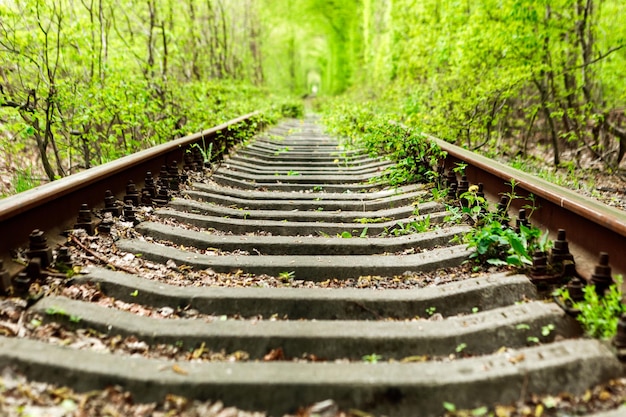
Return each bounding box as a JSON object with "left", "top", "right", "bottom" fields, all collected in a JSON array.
[
  {"left": 441, "top": 171, "right": 551, "bottom": 271},
  {"left": 554, "top": 275, "right": 625, "bottom": 339}
]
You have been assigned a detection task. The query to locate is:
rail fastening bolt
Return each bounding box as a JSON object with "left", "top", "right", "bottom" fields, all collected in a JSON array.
[
  {"left": 550, "top": 229, "right": 575, "bottom": 266},
  {"left": 123, "top": 203, "right": 138, "bottom": 225},
  {"left": 74, "top": 203, "right": 97, "bottom": 235},
  {"left": 515, "top": 209, "right": 529, "bottom": 233},
  {"left": 143, "top": 172, "right": 157, "bottom": 199},
  {"left": 496, "top": 195, "right": 510, "bottom": 223},
  {"left": 531, "top": 250, "right": 548, "bottom": 276},
  {"left": 55, "top": 246, "right": 72, "bottom": 269},
  {"left": 590, "top": 252, "right": 613, "bottom": 297},
  {"left": 103, "top": 190, "right": 122, "bottom": 217},
  {"left": 457, "top": 174, "right": 469, "bottom": 198},
  {"left": 566, "top": 277, "right": 586, "bottom": 302},
  {"left": 26, "top": 229, "right": 53, "bottom": 268},
  {"left": 124, "top": 180, "right": 141, "bottom": 206},
  {"left": 444, "top": 170, "right": 456, "bottom": 189}
]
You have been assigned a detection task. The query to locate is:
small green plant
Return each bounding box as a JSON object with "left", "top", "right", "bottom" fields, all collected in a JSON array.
[
  {"left": 443, "top": 402, "right": 457, "bottom": 412},
  {"left": 188, "top": 141, "right": 213, "bottom": 164},
  {"left": 429, "top": 185, "right": 448, "bottom": 202},
  {"left": 458, "top": 186, "right": 488, "bottom": 225},
  {"left": 465, "top": 221, "right": 550, "bottom": 267},
  {"left": 353, "top": 217, "right": 392, "bottom": 224},
  {"left": 274, "top": 146, "right": 290, "bottom": 156},
  {"left": 45, "top": 307, "right": 67, "bottom": 316},
  {"left": 425, "top": 306, "right": 437, "bottom": 316},
  {"left": 443, "top": 204, "right": 463, "bottom": 224},
  {"left": 338, "top": 231, "right": 353, "bottom": 238},
  {"left": 386, "top": 216, "right": 432, "bottom": 236},
  {"left": 286, "top": 170, "right": 300, "bottom": 176},
  {"left": 556, "top": 276, "right": 624, "bottom": 339},
  {"left": 452, "top": 162, "right": 467, "bottom": 175},
  {"left": 13, "top": 167, "right": 41, "bottom": 193},
  {"left": 278, "top": 271, "right": 296, "bottom": 282},
  {"left": 130, "top": 289, "right": 139, "bottom": 297},
  {"left": 45, "top": 307, "right": 81, "bottom": 323},
  {"left": 362, "top": 353, "right": 382, "bottom": 363},
  {"left": 541, "top": 323, "right": 555, "bottom": 337},
  {"left": 455, "top": 342, "right": 467, "bottom": 353},
  {"left": 442, "top": 402, "right": 488, "bottom": 416}
]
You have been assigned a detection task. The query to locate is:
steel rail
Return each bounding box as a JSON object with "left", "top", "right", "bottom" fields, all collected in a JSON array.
[
  {"left": 435, "top": 137, "right": 626, "bottom": 278},
  {"left": 0, "top": 111, "right": 260, "bottom": 271}
]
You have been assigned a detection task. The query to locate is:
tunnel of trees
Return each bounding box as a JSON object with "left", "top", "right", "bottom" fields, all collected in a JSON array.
[{"left": 1, "top": 0, "right": 625, "bottom": 193}]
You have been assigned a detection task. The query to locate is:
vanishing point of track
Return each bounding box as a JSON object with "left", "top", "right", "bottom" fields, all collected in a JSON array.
[{"left": 0, "top": 113, "right": 626, "bottom": 416}]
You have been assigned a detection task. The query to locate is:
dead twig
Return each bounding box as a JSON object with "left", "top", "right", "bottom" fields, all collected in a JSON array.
[{"left": 69, "top": 234, "right": 139, "bottom": 275}]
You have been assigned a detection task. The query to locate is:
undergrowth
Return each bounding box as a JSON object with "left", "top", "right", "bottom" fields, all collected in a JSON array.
[{"left": 321, "top": 100, "right": 446, "bottom": 186}]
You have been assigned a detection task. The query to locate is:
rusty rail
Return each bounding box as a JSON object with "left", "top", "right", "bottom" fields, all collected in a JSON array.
[
  {"left": 435, "top": 137, "right": 626, "bottom": 279},
  {"left": 0, "top": 111, "right": 260, "bottom": 272}
]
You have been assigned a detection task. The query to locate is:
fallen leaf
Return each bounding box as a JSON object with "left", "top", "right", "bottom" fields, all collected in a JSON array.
[
  {"left": 401, "top": 355, "right": 429, "bottom": 363},
  {"left": 191, "top": 342, "right": 206, "bottom": 359},
  {"left": 508, "top": 353, "right": 525, "bottom": 364},
  {"left": 495, "top": 405, "right": 514, "bottom": 417},
  {"left": 541, "top": 395, "right": 559, "bottom": 409},
  {"left": 263, "top": 347, "right": 284, "bottom": 361},
  {"left": 598, "top": 390, "right": 612, "bottom": 401},
  {"left": 171, "top": 364, "right": 188, "bottom": 375}
]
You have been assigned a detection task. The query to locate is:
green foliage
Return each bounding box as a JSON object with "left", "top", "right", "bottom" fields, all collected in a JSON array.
[
  {"left": 383, "top": 216, "right": 433, "bottom": 237},
  {"left": 556, "top": 276, "right": 624, "bottom": 339},
  {"left": 45, "top": 307, "right": 81, "bottom": 323},
  {"left": 461, "top": 179, "right": 550, "bottom": 269},
  {"left": 465, "top": 221, "right": 550, "bottom": 268},
  {"left": 0, "top": 0, "right": 288, "bottom": 195},
  {"left": 12, "top": 168, "right": 40, "bottom": 193},
  {"left": 278, "top": 271, "right": 296, "bottom": 282},
  {"left": 353, "top": 217, "right": 391, "bottom": 224},
  {"left": 362, "top": 353, "right": 382, "bottom": 363},
  {"left": 322, "top": 100, "right": 446, "bottom": 186},
  {"left": 333, "top": 0, "right": 626, "bottom": 172},
  {"left": 278, "top": 101, "right": 304, "bottom": 118}
]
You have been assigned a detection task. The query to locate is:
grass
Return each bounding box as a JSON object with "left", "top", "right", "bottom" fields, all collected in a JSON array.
[{"left": 12, "top": 168, "right": 41, "bottom": 194}]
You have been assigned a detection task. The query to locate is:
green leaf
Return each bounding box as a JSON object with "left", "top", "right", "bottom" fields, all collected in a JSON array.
[
  {"left": 487, "top": 258, "right": 508, "bottom": 266},
  {"left": 505, "top": 255, "right": 523, "bottom": 266},
  {"left": 443, "top": 402, "right": 456, "bottom": 412},
  {"left": 507, "top": 234, "right": 528, "bottom": 259},
  {"left": 472, "top": 406, "right": 489, "bottom": 416}
]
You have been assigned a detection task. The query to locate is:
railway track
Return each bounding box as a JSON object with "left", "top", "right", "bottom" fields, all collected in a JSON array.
[{"left": 0, "top": 114, "right": 625, "bottom": 416}]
